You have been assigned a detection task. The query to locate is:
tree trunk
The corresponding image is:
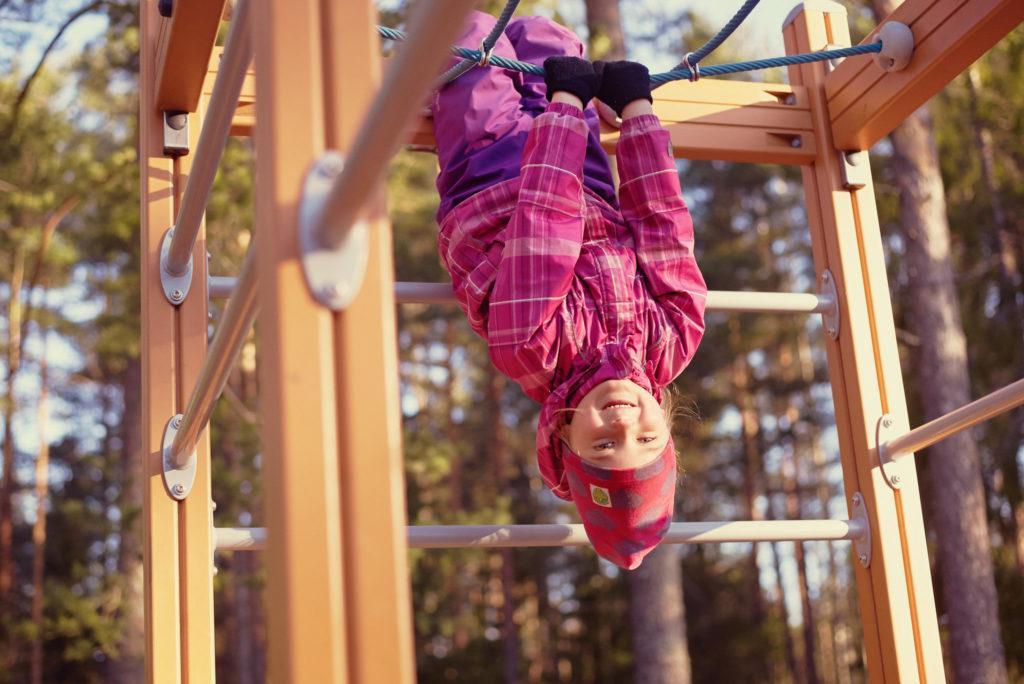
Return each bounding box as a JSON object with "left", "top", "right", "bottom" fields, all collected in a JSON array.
[
  {"left": 629, "top": 545, "right": 691, "bottom": 684},
  {"left": 872, "top": 3, "right": 1008, "bottom": 677},
  {"left": 29, "top": 324, "right": 49, "bottom": 684},
  {"left": 108, "top": 358, "right": 145, "bottom": 682},
  {"left": 583, "top": 0, "right": 625, "bottom": 60},
  {"left": 781, "top": 450, "right": 819, "bottom": 684},
  {"left": 966, "top": 65, "right": 1024, "bottom": 574},
  {"left": 730, "top": 321, "right": 768, "bottom": 629},
  {"left": 0, "top": 247, "right": 26, "bottom": 611},
  {"left": 769, "top": 535, "right": 802, "bottom": 683}
]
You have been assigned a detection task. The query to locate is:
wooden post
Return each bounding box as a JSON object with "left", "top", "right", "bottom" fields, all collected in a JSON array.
[
  {"left": 140, "top": 0, "right": 216, "bottom": 680},
  {"left": 783, "top": 2, "right": 944, "bottom": 680}
]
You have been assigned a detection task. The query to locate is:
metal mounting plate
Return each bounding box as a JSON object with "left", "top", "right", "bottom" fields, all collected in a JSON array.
[
  {"left": 819, "top": 269, "right": 840, "bottom": 340},
  {"left": 162, "top": 414, "right": 197, "bottom": 501},
  {"left": 162, "top": 110, "right": 189, "bottom": 156},
  {"left": 298, "top": 151, "right": 370, "bottom": 310},
  {"left": 159, "top": 228, "right": 193, "bottom": 305},
  {"left": 839, "top": 150, "right": 870, "bottom": 190},
  {"left": 875, "top": 413, "right": 907, "bottom": 490},
  {"left": 850, "top": 492, "right": 872, "bottom": 568}
]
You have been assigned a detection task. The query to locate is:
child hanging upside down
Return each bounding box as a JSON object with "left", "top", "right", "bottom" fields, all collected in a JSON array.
[{"left": 432, "top": 12, "right": 707, "bottom": 569}]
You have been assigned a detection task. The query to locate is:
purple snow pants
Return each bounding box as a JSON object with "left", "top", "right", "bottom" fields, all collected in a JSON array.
[{"left": 432, "top": 12, "right": 617, "bottom": 222}]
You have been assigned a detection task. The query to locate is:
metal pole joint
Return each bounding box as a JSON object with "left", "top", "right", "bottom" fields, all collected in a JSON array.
[
  {"left": 819, "top": 269, "right": 840, "bottom": 339},
  {"left": 162, "top": 414, "right": 197, "bottom": 500},
  {"left": 160, "top": 227, "right": 194, "bottom": 304},
  {"left": 875, "top": 413, "right": 909, "bottom": 490},
  {"left": 850, "top": 491, "right": 872, "bottom": 567},
  {"left": 298, "top": 151, "right": 370, "bottom": 310}
]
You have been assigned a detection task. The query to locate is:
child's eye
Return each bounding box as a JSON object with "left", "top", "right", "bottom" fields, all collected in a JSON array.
[
  {"left": 595, "top": 441, "right": 615, "bottom": 450},
  {"left": 638, "top": 436, "right": 656, "bottom": 444}
]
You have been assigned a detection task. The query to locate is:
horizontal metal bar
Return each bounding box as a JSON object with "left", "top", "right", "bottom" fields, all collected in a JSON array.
[
  {"left": 308, "top": 0, "right": 474, "bottom": 253},
  {"left": 886, "top": 377, "right": 1024, "bottom": 460},
  {"left": 169, "top": 244, "right": 259, "bottom": 468},
  {"left": 208, "top": 275, "right": 237, "bottom": 299},
  {"left": 164, "top": 0, "right": 253, "bottom": 277},
  {"left": 215, "top": 519, "right": 863, "bottom": 552},
  {"left": 215, "top": 277, "right": 828, "bottom": 315}
]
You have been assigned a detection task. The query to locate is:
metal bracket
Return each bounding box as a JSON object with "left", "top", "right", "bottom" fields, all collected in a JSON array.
[
  {"left": 850, "top": 492, "right": 872, "bottom": 568},
  {"left": 839, "top": 150, "right": 870, "bottom": 190},
  {"left": 875, "top": 413, "right": 907, "bottom": 490},
  {"left": 298, "top": 151, "right": 370, "bottom": 310},
  {"left": 819, "top": 270, "right": 840, "bottom": 340},
  {"left": 823, "top": 43, "right": 846, "bottom": 70},
  {"left": 162, "top": 414, "right": 197, "bottom": 501},
  {"left": 159, "top": 228, "right": 193, "bottom": 305},
  {"left": 162, "top": 110, "right": 189, "bottom": 157},
  {"left": 157, "top": 0, "right": 173, "bottom": 18}
]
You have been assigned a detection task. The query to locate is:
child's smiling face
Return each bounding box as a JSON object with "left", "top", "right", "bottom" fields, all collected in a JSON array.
[{"left": 562, "top": 379, "right": 670, "bottom": 469}]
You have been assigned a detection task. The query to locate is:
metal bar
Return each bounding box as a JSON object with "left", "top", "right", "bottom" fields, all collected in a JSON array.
[
  {"left": 886, "top": 377, "right": 1024, "bottom": 459},
  {"left": 164, "top": 0, "right": 253, "bottom": 277},
  {"left": 308, "top": 1, "right": 476, "bottom": 252},
  {"left": 217, "top": 277, "right": 829, "bottom": 315},
  {"left": 169, "top": 244, "right": 259, "bottom": 467},
  {"left": 216, "top": 519, "right": 863, "bottom": 552},
  {"left": 208, "top": 275, "right": 236, "bottom": 299}
]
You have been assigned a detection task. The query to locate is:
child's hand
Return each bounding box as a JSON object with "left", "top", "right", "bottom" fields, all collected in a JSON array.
[
  {"left": 543, "top": 57, "right": 600, "bottom": 107},
  {"left": 593, "top": 60, "right": 652, "bottom": 117}
]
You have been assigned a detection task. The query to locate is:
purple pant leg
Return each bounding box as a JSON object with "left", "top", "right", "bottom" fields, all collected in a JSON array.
[
  {"left": 432, "top": 11, "right": 531, "bottom": 221},
  {"left": 504, "top": 16, "right": 618, "bottom": 207}
]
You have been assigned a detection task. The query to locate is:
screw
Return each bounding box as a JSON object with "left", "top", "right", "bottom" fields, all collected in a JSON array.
[
  {"left": 822, "top": 271, "right": 831, "bottom": 283},
  {"left": 172, "top": 483, "right": 185, "bottom": 496},
  {"left": 858, "top": 554, "right": 868, "bottom": 565},
  {"left": 891, "top": 474, "right": 902, "bottom": 485},
  {"left": 320, "top": 283, "right": 348, "bottom": 301},
  {"left": 882, "top": 416, "right": 894, "bottom": 428},
  {"left": 211, "top": 500, "right": 218, "bottom": 511},
  {"left": 170, "top": 289, "right": 184, "bottom": 302},
  {"left": 789, "top": 137, "right": 803, "bottom": 149},
  {"left": 784, "top": 94, "right": 797, "bottom": 105},
  {"left": 172, "top": 416, "right": 182, "bottom": 429},
  {"left": 827, "top": 326, "right": 837, "bottom": 337}
]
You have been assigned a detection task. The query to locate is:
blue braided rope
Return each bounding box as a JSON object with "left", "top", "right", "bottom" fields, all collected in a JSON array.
[
  {"left": 682, "top": 0, "right": 761, "bottom": 66},
  {"left": 378, "top": 25, "right": 881, "bottom": 85},
  {"left": 439, "top": 0, "right": 521, "bottom": 84}
]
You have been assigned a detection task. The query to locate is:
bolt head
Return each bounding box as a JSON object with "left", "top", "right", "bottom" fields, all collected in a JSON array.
[
  {"left": 858, "top": 554, "right": 868, "bottom": 564},
  {"left": 827, "top": 326, "right": 837, "bottom": 337},
  {"left": 891, "top": 474, "right": 902, "bottom": 484},
  {"left": 172, "top": 416, "right": 182, "bottom": 428},
  {"left": 172, "top": 483, "right": 185, "bottom": 496},
  {"left": 790, "top": 137, "right": 803, "bottom": 149},
  {"left": 170, "top": 289, "right": 184, "bottom": 302},
  {"left": 882, "top": 416, "right": 894, "bottom": 428}
]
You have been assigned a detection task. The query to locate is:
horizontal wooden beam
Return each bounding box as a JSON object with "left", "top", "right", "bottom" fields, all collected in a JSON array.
[
  {"left": 215, "top": 49, "right": 816, "bottom": 164},
  {"left": 412, "top": 79, "right": 818, "bottom": 165},
  {"left": 826, "top": 0, "right": 1024, "bottom": 151},
  {"left": 203, "top": 47, "right": 255, "bottom": 135},
  {"left": 156, "top": 0, "right": 228, "bottom": 112}
]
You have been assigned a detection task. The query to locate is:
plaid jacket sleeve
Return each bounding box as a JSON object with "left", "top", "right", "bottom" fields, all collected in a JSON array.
[
  {"left": 486, "top": 102, "right": 588, "bottom": 396},
  {"left": 615, "top": 114, "right": 707, "bottom": 384}
]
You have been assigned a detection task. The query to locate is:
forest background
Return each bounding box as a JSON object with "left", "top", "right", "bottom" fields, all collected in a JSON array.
[{"left": 0, "top": 0, "right": 1022, "bottom": 682}]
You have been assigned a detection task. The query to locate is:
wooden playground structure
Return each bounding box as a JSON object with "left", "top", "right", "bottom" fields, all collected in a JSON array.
[{"left": 139, "top": 0, "right": 1024, "bottom": 680}]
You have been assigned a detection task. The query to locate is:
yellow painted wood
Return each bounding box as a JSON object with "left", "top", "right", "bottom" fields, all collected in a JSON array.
[
  {"left": 253, "top": 0, "right": 349, "bottom": 680},
  {"left": 140, "top": 1, "right": 183, "bottom": 678},
  {"left": 826, "top": 0, "right": 1024, "bottom": 150},
  {"left": 155, "top": 0, "right": 229, "bottom": 112},
  {"left": 784, "top": 5, "right": 944, "bottom": 681}
]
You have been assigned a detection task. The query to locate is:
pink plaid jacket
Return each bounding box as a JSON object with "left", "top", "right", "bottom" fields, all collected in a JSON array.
[{"left": 438, "top": 102, "right": 707, "bottom": 498}]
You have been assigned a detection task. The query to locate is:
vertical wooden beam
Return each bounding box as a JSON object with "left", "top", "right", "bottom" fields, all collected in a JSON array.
[
  {"left": 142, "top": 1, "right": 216, "bottom": 681},
  {"left": 782, "top": 2, "right": 944, "bottom": 681},
  {"left": 319, "top": 2, "right": 415, "bottom": 682},
  {"left": 253, "top": 0, "right": 349, "bottom": 681},
  {"left": 141, "top": 1, "right": 182, "bottom": 677}
]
